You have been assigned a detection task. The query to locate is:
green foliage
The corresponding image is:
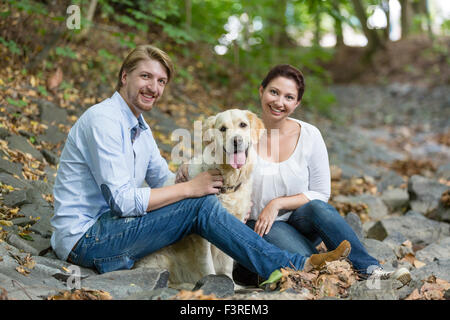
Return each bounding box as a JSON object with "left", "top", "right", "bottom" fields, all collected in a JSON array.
[
  {"left": 0, "top": 37, "right": 22, "bottom": 55},
  {"left": 6, "top": 98, "right": 27, "bottom": 108},
  {"left": 6, "top": 0, "right": 48, "bottom": 15},
  {"left": 54, "top": 47, "right": 78, "bottom": 59}
]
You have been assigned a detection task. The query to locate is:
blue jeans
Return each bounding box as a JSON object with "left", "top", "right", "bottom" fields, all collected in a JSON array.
[
  {"left": 67, "top": 195, "right": 306, "bottom": 278},
  {"left": 246, "top": 200, "right": 380, "bottom": 275}
]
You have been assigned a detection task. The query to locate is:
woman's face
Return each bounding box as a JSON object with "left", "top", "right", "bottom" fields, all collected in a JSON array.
[{"left": 259, "top": 76, "right": 300, "bottom": 121}]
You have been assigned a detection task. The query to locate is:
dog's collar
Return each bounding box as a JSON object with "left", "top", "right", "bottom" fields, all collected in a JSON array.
[{"left": 220, "top": 182, "right": 242, "bottom": 194}]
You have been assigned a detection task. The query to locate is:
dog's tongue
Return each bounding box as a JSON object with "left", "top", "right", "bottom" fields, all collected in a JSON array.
[{"left": 229, "top": 151, "right": 246, "bottom": 169}]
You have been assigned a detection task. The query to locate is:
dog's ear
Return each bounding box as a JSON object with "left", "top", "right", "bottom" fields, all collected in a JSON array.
[
  {"left": 245, "top": 111, "right": 265, "bottom": 144},
  {"left": 202, "top": 115, "right": 217, "bottom": 142}
]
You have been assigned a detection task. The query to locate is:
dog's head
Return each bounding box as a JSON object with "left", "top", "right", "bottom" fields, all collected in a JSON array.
[{"left": 203, "top": 109, "right": 264, "bottom": 170}]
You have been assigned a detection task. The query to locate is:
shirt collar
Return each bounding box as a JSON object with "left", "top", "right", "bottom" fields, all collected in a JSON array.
[{"left": 113, "top": 91, "right": 149, "bottom": 131}]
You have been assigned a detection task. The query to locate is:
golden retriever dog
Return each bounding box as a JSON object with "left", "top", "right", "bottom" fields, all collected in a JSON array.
[{"left": 135, "top": 109, "right": 264, "bottom": 284}]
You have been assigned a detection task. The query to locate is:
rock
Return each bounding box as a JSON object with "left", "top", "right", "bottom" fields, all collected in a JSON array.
[
  {"left": 381, "top": 188, "right": 409, "bottom": 213},
  {"left": 410, "top": 259, "right": 450, "bottom": 282},
  {"left": 397, "top": 279, "right": 423, "bottom": 300},
  {"left": 37, "top": 100, "right": 69, "bottom": 126},
  {"left": 0, "top": 172, "right": 32, "bottom": 190},
  {"left": 437, "top": 163, "right": 450, "bottom": 180},
  {"left": 362, "top": 239, "right": 397, "bottom": 268},
  {"left": 38, "top": 125, "right": 67, "bottom": 145},
  {"left": 367, "top": 212, "right": 450, "bottom": 246},
  {"left": 344, "top": 212, "right": 364, "bottom": 241},
  {"left": 81, "top": 268, "right": 169, "bottom": 299},
  {"left": 6, "top": 233, "right": 51, "bottom": 256},
  {"left": 348, "top": 279, "right": 402, "bottom": 300},
  {"left": 124, "top": 287, "right": 179, "bottom": 300},
  {"left": 0, "top": 253, "right": 66, "bottom": 300},
  {"left": 0, "top": 158, "right": 23, "bottom": 177},
  {"left": 408, "top": 175, "right": 448, "bottom": 215},
  {"left": 0, "top": 126, "right": 10, "bottom": 139},
  {"left": 382, "top": 231, "right": 409, "bottom": 250},
  {"left": 377, "top": 170, "right": 406, "bottom": 193},
  {"left": 192, "top": 274, "right": 235, "bottom": 298},
  {"left": 5, "top": 134, "right": 44, "bottom": 161},
  {"left": 334, "top": 194, "right": 388, "bottom": 221},
  {"left": 41, "top": 149, "right": 59, "bottom": 165},
  {"left": 427, "top": 201, "right": 450, "bottom": 223},
  {"left": 2, "top": 189, "right": 33, "bottom": 207},
  {"left": 415, "top": 237, "right": 450, "bottom": 263}
]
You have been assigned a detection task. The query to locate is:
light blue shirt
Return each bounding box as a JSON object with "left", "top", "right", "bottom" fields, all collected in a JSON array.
[{"left": 50, "top": 92, "right": 174, "bottom": 261}]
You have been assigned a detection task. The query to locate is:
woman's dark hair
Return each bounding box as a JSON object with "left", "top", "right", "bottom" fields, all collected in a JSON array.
[{"left": 261, "top": 64, "right": 305, "bottom": 102}]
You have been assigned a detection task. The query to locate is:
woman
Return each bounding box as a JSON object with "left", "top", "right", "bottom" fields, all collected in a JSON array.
[{"left": 237, "top": 64, "right": 410, "bottom": 285}]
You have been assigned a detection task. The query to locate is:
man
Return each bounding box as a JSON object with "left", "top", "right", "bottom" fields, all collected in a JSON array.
[{"left": 50, "top": 45, "right": 350, "bottom": 277}]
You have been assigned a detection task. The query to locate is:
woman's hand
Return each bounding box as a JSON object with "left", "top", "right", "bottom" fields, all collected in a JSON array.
[
  {"left": 175, "top": 164, "right": 190, "bottom": 183},
  {"left": 186, "top": 169, "right": 223, "bottom": 197},
  {"left": 254, "top": 199, "right": 281, "bottom": 237}
]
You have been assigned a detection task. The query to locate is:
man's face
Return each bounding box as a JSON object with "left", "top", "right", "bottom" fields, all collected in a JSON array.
[{"left": 120, "top": 58, "right": 168, "bottom": 117}]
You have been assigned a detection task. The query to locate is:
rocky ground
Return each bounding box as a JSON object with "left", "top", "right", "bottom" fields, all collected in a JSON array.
[{"left": 0, "top": 82, "right": 449, "bottom": 300}]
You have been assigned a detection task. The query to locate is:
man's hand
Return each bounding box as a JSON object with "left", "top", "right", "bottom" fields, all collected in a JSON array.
[
  {"left": 175, "top": 163, "right": 189, "bottom": 183},
  {"left": 186, "top": 169, "right": 223, "bottom": 197},
  {"left": 254, "top": 199, "right": 281, "bottom": 237}
]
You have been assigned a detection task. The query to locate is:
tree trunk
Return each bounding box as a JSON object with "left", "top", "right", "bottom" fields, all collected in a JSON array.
[
  {"left": 332, "top": 0, "right": 344, "bottom": 47},
  {"left": 381, "top": 0, "right": 390, "bottom": 41},
  {"left": 185, "top": 0, "right": 192, "bottom": 31},
  {"left": 268, "top": 0, "right": 291, "bottom": 47},
  {"left": 351, "top": 0, "right": 384, "bottom": 54},
  {"left": 314, "top": 10, "right": 321, "bottom": 46},
  {"left": 400, "top": 0, "right": 413, "bottom": 38}
]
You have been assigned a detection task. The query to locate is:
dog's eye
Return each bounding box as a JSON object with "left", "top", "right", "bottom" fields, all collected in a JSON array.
[
  {"left": 239, "top": 122, "right": 248, "bottom": 128},
  {"left": 219, "top": 126, "right": 227, "bottom": 132}
]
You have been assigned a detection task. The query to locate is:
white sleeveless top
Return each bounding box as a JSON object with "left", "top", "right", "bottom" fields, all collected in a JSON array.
[{"left": 250, "top": 118, "right": 331, "bottom": 222}]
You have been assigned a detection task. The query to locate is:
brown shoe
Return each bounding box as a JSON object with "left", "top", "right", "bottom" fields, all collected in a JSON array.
[{"left": 305, "top": 240, "right": 351, "bottom": 271}]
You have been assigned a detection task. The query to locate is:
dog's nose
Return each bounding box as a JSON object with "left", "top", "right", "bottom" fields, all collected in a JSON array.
[{"left": 233, "top": 135, "right": 243, "bottom": 148}]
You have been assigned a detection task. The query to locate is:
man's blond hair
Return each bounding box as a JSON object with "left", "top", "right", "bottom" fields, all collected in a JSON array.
[{"left": 116, "top": 45, "right": 174, "bottom": 91}]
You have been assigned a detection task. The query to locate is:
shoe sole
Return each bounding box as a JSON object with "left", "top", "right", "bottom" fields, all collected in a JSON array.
[{"left": 393, "top": 269, "right": 412, "bottom": 285}]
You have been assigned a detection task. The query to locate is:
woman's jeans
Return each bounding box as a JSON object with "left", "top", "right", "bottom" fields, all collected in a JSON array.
[
  {"left": 67, "top": 195, "right": 306, "bottom": 278},
  {"left": 246, "top": 200, "right": 380, "bottom": 275}
]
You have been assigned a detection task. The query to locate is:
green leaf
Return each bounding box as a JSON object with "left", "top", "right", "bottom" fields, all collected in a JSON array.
[
  {"left": 6, "top": 98, "right": 27, "bottom": 108},
  {"left": 259, "top": 269, "right": 283, "bottom": 287},
  {"left": 19, "top": 234, "right": 34, "bottom": 241}
]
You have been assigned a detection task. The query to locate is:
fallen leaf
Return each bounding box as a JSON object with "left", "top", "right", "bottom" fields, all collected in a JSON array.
[
  {"left": 47, "top": 67, "right": 63, "bottom": 93},
  {"left": 0, "top": 220, "right": 13, "bottom": 227},
  {"left": 16, "top": 266, "right": 30, "bottom": 276},
  {"left": 405, "top": 288, "right": 421, "bottom": 300},
  {"left": 47, "top": 288, "right": 112, "bottom": 300},
  {"left": 172, "top": 290, "right": 219, "bottom": 300},
  {"left": 413, "top": 260, "right": 426, "bottom": 268}
]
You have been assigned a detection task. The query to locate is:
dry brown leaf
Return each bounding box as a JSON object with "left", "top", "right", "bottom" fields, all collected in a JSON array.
[
  {"left": 172, "top": 289, "right": 219, "bottom": 300},
  {"left": 47, "top": 288, "right": 112, "bottom": 300},
  {"left": 441, "top": 190, "right": 450, "bottom": 208},
  {"left": 413, "top": 260, "right": 426, "bottom": 268},
  {"left": 47, "top": 67, "right": 63, "bottom": 93},
  {"left": 401, "top": 240, "right": 413, "bottom": 248},
  {"left": 0, "top": 287, "right": 8, "bottom": 300},
  {"left": 15, "top": 266, "right": 30, "bottom": 276},
  {"left": 400, "top": 253, "right": 416, "bottom": 265},
  {"left": 316, "top": 274, "right": 341, "bottom": 297},
  {"left": 405, "top": 288, "right": 421, "bottom": 300}
]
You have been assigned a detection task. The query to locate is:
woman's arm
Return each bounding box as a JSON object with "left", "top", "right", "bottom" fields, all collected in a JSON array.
[{"left": 253, "top": 193, "right": 310, "bottom": 237}]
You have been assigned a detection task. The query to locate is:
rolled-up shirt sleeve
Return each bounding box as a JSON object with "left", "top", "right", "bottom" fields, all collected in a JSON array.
[
  {"left": 83, "top": 116, "right": 150, "bottom": 217},
  {"left": 303, "top": 127, "right": 331, "bottom": 203},
  {"left": 145, "top": 132, "right": 175, "bottom": 189}
]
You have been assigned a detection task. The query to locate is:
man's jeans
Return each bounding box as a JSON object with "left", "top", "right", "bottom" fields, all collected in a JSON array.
[
  {"left": 246, "top": 200, "right": 380, "bottom": 275},
  {"left": 67, "top": 195, "right": 306, "bottom": 278}
]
